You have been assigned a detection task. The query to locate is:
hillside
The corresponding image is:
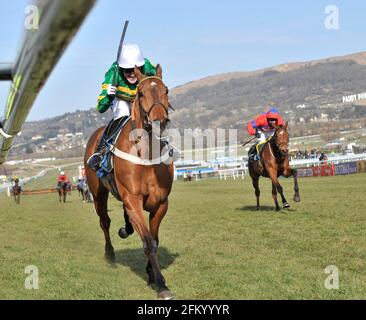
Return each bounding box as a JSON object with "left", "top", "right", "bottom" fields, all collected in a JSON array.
[
  {"left": 171, "top": 51, "right": 366, "bottom": 95},
  {"left": 8, "top": 51, "right": 366, "bottom": 158}
]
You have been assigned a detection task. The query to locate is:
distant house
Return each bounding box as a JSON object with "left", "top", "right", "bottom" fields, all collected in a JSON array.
[{"left": 31, "top": 135, "right": 44, "bottom": 141}]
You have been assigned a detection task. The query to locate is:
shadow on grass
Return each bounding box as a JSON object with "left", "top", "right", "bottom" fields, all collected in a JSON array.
[
  {"left": 112, "top": 246, "right": 179, "bottom": 281},
  {"left": 237, "top": 205, "right": 297, "bottom": 213},
  {"left": 237, "top": 205, "right": 275, "bottom": 212}
]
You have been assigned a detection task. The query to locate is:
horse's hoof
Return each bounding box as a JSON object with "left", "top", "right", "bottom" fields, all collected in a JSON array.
[
  {"left": 105, "top": 248, "right": 115, "bottom": 262},
  {"left": 147, "top": 277, "right": 155, "bottom": 286},
  {"left": 275, "top": 207, "right": 281, "bottom": 212},
  {"left": 118, "top": 227, "right": 130, "bottom": 239},
  {"left": 293, "top": 196, "right": 301, "bottom": 203},
  {"left": 158, "top": 290, "right": 174, "bottom": 300},
  {"left": 283, "top": 203, "right": 290, "bottom": 209}
]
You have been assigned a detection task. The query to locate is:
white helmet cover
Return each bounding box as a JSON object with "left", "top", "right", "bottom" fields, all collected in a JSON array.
[
  {"left": 117, "top": 44, "right": 145, "bottom": 68},
  {"left": 60, "top": 171, "right": 65, "bottom": 175}
]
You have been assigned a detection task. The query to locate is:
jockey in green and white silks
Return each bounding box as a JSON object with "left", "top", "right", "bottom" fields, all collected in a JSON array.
[{"left": 88, "top": 44, "right": 157, "bottom": 171}]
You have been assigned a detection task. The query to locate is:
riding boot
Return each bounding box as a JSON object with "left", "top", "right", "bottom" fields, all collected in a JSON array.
[{"left": 87, "top": 118, "right": 124, "bottom": 172}]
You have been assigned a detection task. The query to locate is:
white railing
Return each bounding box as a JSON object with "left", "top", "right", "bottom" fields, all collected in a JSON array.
[{"left": 290, "top": 153, "right": 366, "bottom": 168}]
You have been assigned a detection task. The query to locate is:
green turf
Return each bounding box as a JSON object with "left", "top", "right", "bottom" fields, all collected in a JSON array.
[{"left": 1, "top": 171, "right": 366, "bottom": 299}]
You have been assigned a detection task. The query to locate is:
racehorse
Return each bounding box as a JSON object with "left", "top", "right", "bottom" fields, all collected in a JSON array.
[
  {"left": 84, "top": 65, "right": 174, "bottom": 299},
  {"left": 12, "top": 181, "right": 22, "bottom": 204},
  {"left": 248, "top": 123, "right": 301, "bottom": 211},
  {"left": 77, "top": 181, "right": 85, "bottom": 200},
  {"left": 57, "top": 182, "right": 68, "bottom": 203}
]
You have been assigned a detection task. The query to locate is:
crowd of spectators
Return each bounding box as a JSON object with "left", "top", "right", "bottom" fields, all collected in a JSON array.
[{"left": 293, "top": 149, "right": 320, "bottom": 160}]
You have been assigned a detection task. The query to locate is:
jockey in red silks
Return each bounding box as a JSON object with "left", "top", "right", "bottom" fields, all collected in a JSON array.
[
  {"left": 247, "top": 108, "right": 285, "bottom": 161},
  {"left": 57, "top": 171, "right": 68, "bottom": 189}
]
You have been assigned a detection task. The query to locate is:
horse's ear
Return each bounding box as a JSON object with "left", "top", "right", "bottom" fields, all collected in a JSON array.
[
  {"left": 134, "top": 66, "right": 144, "bottom": 81},
  {"left": 285, "top": 121, "right": 288, "bottom": 129},
  {"left": 156, "top": 64, "right": 162, "bottom": 79}
]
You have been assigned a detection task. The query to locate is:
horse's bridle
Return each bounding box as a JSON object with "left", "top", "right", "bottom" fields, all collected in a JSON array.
[
  {"left": 135, "top": 76, "right": 171, "bottom": 132},
  {"left": 273, "top": 128, "right": 288, "bottom": 159}
]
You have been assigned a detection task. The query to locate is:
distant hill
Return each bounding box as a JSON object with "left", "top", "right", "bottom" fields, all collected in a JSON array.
[
  {"left": 8, "top": 51, "right": 366, "bottom": 158},
  {"left": 171, "top": 51, "right": 366, "bottom": 95},
  {"left": 169, "top": 51, "right": 366, "bottom": 134}
]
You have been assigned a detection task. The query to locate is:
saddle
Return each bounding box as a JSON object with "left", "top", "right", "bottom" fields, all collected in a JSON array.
[{"left": 248, "top": 136, "right": 273, "bottom": 162}]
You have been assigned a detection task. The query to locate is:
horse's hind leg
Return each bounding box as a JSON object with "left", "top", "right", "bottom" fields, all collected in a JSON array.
[
  {"left": 94, "top": 191, "right": 115, "bottom": 260},
  {"left": 118, "top": 205, "right": 134, "bottom": 239},
  {"left": 271, "top": 182, "right": 281, "bottom": 211},
  {"left": 251, "top": 176, "right": 260, "bottom": 210}
]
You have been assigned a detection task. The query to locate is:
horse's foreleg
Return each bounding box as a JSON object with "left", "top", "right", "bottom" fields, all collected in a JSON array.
[
  {"left": 146, "top": 200, "right": 168, "bottom": 286},
  {"left": 290, "top": 168, "right": 301, "bottom": 202},
  {"left": 283, "top": 167, "right": 301, "bottom": 203},
  {"left": 269, "top": 173, "right": 289, "bottom": 210},
  {"left": 271, "top": 182, "right": 280, "bottom": 211},
  {"left": 123, "top": 194, "right": 172, "bottom": 300}
]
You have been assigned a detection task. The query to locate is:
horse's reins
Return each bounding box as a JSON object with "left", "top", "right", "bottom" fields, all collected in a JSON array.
[{"left": 272, "top": 128, "right": 288, "bottom": 159}]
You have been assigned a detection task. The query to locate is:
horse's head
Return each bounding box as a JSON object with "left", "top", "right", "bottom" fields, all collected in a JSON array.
[
  {"left": 132, "top": 65, "right": 171, "bottom": 138},
  {"left": 274, "top": 122, "right": 289, "bottom": 157}
]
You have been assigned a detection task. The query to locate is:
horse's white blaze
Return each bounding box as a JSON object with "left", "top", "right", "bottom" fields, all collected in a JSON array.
[{"left": 151, "top": 82, "right": 157, "bottom": 87}]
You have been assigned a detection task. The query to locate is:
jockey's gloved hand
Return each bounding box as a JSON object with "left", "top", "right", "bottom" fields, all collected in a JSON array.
[
  {"left": 255, "top": 130, "right": 261, "bottom": 138},
  {"left": 107, "top": 84, "right": 117, "bottom": 97}
]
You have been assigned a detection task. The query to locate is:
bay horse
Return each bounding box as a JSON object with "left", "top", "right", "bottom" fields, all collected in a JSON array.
[
  {"left": 12, "top": 180, "right": 22, "bottom": 204},
  {"left": 57, "top": 182, "right": 68, "bottom": 203},
  {"left": 84, "top": 65, "right": 174, "bottom": 299},
  {"left": 248, "top": 123, "right": 300, "bottom": 211}
]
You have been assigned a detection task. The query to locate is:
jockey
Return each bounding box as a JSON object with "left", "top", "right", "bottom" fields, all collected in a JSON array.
[
  {"left": 87, "top": 44, "right": 157, "bottom": 171},
  {"left": 12, "top": 176, "right": 19, "bottom": 184},
  {"left": 57, "top": 171, "right": 68, "bottom": 189},
  {"left": 247, "top": 108, "right": 285, "bottom": 160}
]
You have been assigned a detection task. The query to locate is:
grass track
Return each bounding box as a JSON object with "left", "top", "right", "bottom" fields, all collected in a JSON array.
[{"left": 1, "top": 172, "right": 366, "bottom": 299}]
